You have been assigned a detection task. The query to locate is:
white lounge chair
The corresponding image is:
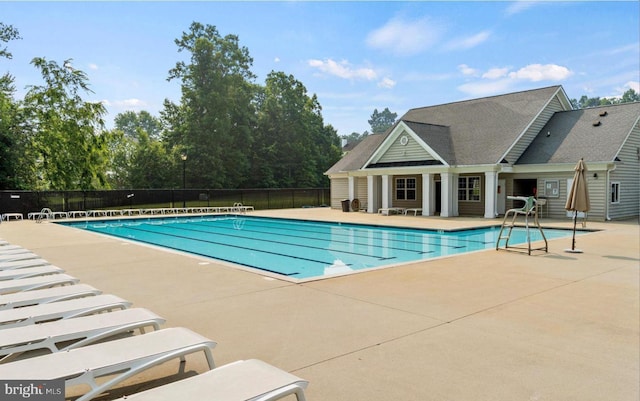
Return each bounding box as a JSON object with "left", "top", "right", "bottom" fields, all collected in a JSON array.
[
  {"left": 0, "top": 245, "right": 31, "bottom": 254},
  {"left": 0, "top": 308, "right": 165, "bottom": 362},
  {"left": 0, "top": 293, "right": 131, "bottom": 329},
  {"left": 0, "top": 258, "right": 50, "bottom": 271},
  {"left": 116, "top": 359, "right": 308, "bottom": 401},
  {"left": 0, "top": 283, "right": 101, "bottom": 310},
  {"left": 0, "top": 327, "right": 216, "bottom": 401},
  {"left": 0, "top": 252, "right": 41, "bottom": 263},
  {"left": 0, "top": 265, "right": 64, "bottom": 281},
  {"left": 0, "top": 274, "right": 79, "bottom": 295}
]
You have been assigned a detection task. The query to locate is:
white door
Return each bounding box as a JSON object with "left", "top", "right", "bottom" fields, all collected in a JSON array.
[{"left": 497, "top": 179, "right": 506, "bottom": 215}]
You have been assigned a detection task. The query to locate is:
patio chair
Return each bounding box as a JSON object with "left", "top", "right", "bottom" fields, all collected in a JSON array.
[
  {"left": 0, "top": 252, "right": 41, "bottom": 263},
  {"left": 0, "top": 274, "right": 80, "bottom": 295},
  {"left": 0, "top": 293, "right": 131, "bottom": 329},
  {"left": 0, "top": 308, "right": 165, "bottom": 363},
  {"left": 0, "top": 245, "right": 32, "bottom": 254},
  {"left": 0, "top": 258, "right": 50, "bottom": 271},
  {"left": 0, "top": 327, "right": 216, "bottom": 401},
  {"left": 0, "top": 283, "right": 101, "bottom": 310},
  {"left": 0, "top": 265, "right": 64, "bottom": 281},
  {"left": 115, "top": 359, "right": 308, "bottom": 401}
]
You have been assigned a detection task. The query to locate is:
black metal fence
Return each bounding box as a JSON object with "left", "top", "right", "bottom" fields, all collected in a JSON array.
[{"left": 0, "top": 188, "right": 330, "bottom": 216}]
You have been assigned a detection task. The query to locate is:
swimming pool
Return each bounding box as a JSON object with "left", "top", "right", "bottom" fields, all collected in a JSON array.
[{"left": 60, "top": 215, "right": 577, "bottom": 280}]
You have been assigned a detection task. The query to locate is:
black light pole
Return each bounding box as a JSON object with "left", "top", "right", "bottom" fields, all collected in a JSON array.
[{"left": 181, "top": 154, "right": 187, "bottom": 208}]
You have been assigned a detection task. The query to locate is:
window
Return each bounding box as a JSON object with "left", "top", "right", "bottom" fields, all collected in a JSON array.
[
  {"left": 458, "top": 176, "right": 481, "bottom": 201},
  {"left": 611, "top": 182, "right": 620, "bottom": 204},
  {"left": 396, "top": 178, "right": 416, "bottom": 200}
]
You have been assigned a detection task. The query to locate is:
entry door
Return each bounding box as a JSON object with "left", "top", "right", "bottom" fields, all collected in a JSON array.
[{"left": 497, "top": 179, "right": 506, "bottom": 215}]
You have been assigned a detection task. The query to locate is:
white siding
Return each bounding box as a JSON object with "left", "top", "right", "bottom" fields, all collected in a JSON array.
[
  {"left": 505, "top": 97, "right": 564, "bottom": 164},
  {"left": 378, "top": 131, "right": 436, "bottom": 163},
  {"left": 356, "top": 177, "right": 368, "bottom": 208},
  {"left": 609, "top": 125, "right": 640, "bottom": 220},
  {"left": 330, "top": 178, "right": 348, "bottom": 209}
]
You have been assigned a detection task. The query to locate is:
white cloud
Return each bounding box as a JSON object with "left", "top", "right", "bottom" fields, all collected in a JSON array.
[
  {"left": 624, "top": 81, "right": 639, "bottom": 92},
  {"left": 366, "top": 16, "right": 444, "bottom": 56},
  {"left": 458, "top": 79, "right": 514, "bottom": 97},
  {"left": 505, "top": 1, "right": 540, "bottom": 16},
  {"left": 114, "top": 98, "right": 147, "bottom": 108},
  {"left": 445, "top": 31, "right": 491, "bottom": 51},
  {"left": 308, "top": 59, "right": 377, "bottom": 81},
  {"left": 458, "top": 64, "right": 479, "bottom": 76},
  {"left": 508, "top": 64, "right": 573, "bottom": 82},
  {"left": 88, "top": 63, "right": 99, "bottom": 70},
  {"left": 274, "top": 57, "right": 280, "bottom": 63},
  {"left": 458, "top": 63, "right": 573, "bottom": 97},
  {"left": 377, "top": 77, "right": 396, "bottom": 89},
  {"left": 482, "top": 67, "right": 510, "bottom": 79}
]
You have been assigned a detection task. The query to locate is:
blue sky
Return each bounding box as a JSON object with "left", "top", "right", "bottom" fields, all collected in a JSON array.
[{"left": 2, "top": 1, "right": 639, "bottom": 136}]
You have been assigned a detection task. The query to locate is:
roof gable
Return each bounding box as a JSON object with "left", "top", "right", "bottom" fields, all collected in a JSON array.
[
  {"left": 364, "top": 121, "right": 448, "bottom": 168},
  {"left": 401, "top": 86, "right": 567, "bottom": 165}
]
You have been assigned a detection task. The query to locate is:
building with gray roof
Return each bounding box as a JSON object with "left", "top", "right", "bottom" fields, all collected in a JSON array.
[{"left": 325, "top": 86, "right": 640, "bottom": 221}]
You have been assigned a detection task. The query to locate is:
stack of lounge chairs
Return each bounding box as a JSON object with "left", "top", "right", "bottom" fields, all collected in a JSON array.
[
  {"left": 0, "top": 239, "right": 308, "bottom": 401},
  {"left": 22, "top": 203, "right": 256, "bottom": 221}
]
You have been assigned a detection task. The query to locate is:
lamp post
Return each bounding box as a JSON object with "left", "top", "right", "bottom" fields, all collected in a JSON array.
[{"left": 181, "top": 154, "right": 187, "bottom": 208}]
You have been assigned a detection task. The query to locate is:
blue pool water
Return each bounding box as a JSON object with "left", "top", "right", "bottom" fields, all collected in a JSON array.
[{"left": 60, "top": 216, "right": 577, "bottom": 279}]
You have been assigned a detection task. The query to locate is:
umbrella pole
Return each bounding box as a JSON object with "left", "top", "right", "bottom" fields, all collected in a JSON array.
[{"left": 572, "top": 210, "right": 577, "bottom": 250}]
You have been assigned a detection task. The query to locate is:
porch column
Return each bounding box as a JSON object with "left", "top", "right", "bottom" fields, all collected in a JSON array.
[
  {"left": 381, "top": 175, "right": 391, "bottom": 209},
  {"left": 440, "top": 172, "right": 453, "bottom": 217},
  {"left": 484, "top": 171, "right": 498, "bottom": 218},
  {"left": 348, "top": 176, "right": 356, "bottom": 201},
  {"left": 367, "top": 175, "right": 379, "bottom": 213},
  {"left": 422, "top": 173, "right": 433, "bottom": 216}
]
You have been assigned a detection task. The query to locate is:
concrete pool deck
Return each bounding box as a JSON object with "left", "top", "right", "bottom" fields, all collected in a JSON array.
[{"left": 0, "top": 208, "right": 638, "bottom": 401}]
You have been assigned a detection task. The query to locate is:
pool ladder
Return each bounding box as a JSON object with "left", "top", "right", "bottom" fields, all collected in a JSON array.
[{"left": 496, "top": 196, "right": 548, "bottom": 255}]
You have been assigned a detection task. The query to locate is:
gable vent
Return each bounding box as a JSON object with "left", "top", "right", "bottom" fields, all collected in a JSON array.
[{"left": 592, "top": 120, "right": 601, "bottom": 127}]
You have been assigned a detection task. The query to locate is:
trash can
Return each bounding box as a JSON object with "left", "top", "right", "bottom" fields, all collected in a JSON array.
[{"left": 341, "top": 199, "right": 350, "bottom": 212}]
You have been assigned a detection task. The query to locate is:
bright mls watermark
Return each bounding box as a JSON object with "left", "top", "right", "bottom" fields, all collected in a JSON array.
[{"left": 1, "top": 380, "right": 64, "bottom": 401}]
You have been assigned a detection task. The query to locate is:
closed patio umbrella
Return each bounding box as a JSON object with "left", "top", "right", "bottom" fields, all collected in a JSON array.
[{"left": 565, "top": 158, "right": 590, "bottom": 253}]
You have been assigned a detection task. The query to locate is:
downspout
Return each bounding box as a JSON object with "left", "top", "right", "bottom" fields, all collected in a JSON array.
[{"left": 605, "top": 163, "right": 616, "bottom": 221}]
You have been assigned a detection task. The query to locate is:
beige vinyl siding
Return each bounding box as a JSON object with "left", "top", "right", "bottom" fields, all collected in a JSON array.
[
  {"left": 504, "top": 97, "right": 565, "bottom": 164},
  {"left": 330, "top": 178, "right": 348, "bottom": 209},
  {"left": 533, "top": 173, "right": 606, "bottom": 221},
  {"left": 378, "top": 132, "right": 436, "bottom": 163},
  {"left": 355, "top": 177, "right": 368, "bottom": 209},
  {"left": 609, "top": 126, "right": 640, "bottom": 220}
]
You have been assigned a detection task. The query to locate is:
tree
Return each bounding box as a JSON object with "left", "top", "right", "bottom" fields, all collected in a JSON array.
[
  {"left": 252, "top": 71, "right": 341, "bottom": 187},
  {"left": 570, "top": 89, "right": 639, "bottom": 109},
  {"left": 0, "top": 23, "right": 22, "bottom": 189},
  {"left": 368, "top": 107, "right": 397, "bottom": 134},
  {"left": 22, "top": 58, "right": 111, "bottom": 190},
  {"left": 114, "top": 110, "right": 162, "bottom": 140},
  {"left": 166, "top": 22, "right": 256, "bottom": 189}
]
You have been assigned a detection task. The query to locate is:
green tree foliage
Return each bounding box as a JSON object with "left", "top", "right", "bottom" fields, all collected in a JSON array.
[
  {"left": 21, "top": 58, "right": 112, "bottom": 190},
  {"left": 0, "top": 23, "right": 22, "bottom": 189},
  {"left": 368, "top": 107, "right": 397, "bottom": 134},
  {"left": 570, "top": 89, "right": 640, "bottom": 109},
  {"left": 114, "top": 110, "right": 163, "bottom": 140},
  {"left": 252, "top": 71, "right": 341, "bottom": 187},
  {"left": 128, "top": 130, "right": 177, "bottom": 188},
  {"left": 166, "top": 22, "right": 256, "bottom": 189}
]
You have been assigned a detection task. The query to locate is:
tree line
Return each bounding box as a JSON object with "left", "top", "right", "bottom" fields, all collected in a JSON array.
[{"left": 0, "top": 22, "right": 345, "bottom": 191}]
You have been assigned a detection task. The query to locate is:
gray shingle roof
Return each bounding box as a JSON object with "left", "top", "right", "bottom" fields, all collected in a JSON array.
[
  {"left": 517, "top": 102, "right": 640, "bottom": 164},
  {"left": 324, "top": 134, "right": 386, "bottom": 174},
  {"left": 401, "top": 86, "right": 563, "bottom": 165}
]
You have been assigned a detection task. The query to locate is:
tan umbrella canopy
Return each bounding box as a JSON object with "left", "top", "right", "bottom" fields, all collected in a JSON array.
[{"left": 565, "top": 158, "right": 590, "bottom": 252}]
